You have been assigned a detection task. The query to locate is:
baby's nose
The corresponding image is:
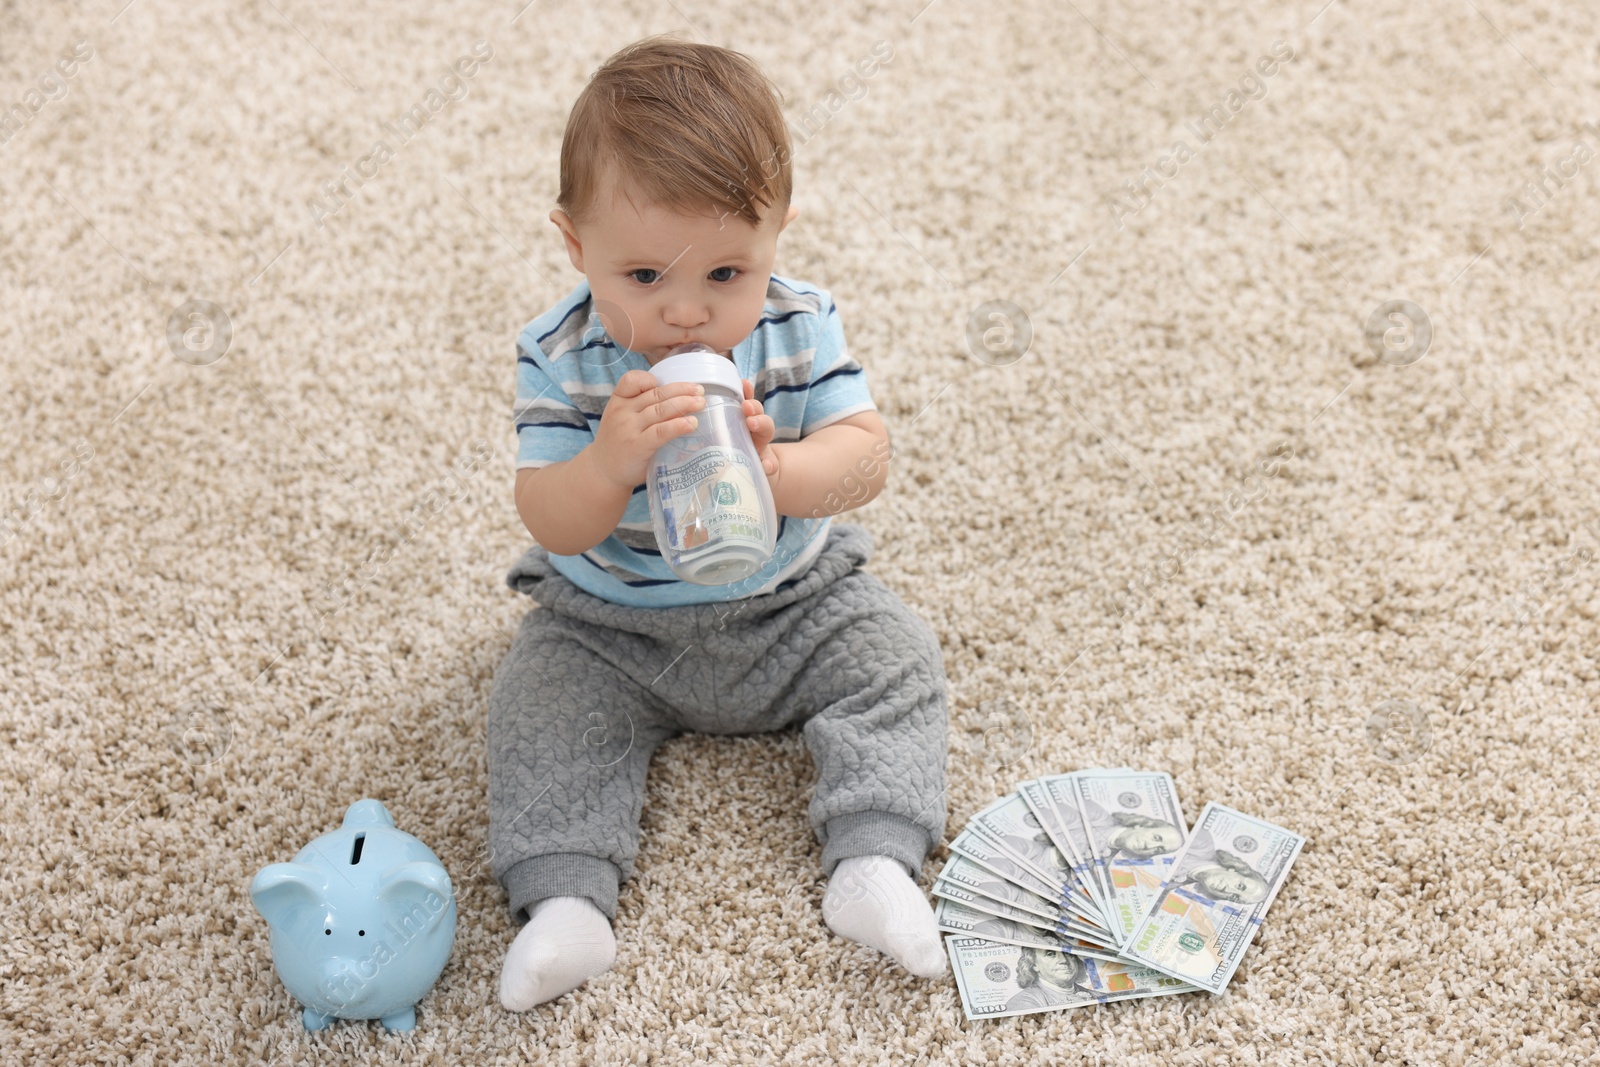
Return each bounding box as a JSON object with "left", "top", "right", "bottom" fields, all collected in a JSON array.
[{"left": 663, "top": 303, "right": 709, "bottom": 328}]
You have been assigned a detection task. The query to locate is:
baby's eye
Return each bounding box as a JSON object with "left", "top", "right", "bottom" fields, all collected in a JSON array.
[
  {"left": 629, "top": 269, "right": 659, "bottom": 285},
  {"left": 709, "top": 266, "right": 740, "bottom": 283}
]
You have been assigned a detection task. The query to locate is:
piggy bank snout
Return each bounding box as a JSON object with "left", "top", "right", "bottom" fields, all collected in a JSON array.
[{"left": 320, "top": 957, "right": 377, "bottom": 1009}]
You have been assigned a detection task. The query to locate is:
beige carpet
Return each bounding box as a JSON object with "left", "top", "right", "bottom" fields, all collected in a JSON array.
[{"left": 3, "top": 0, "right": 1598, "bottom": 1062}]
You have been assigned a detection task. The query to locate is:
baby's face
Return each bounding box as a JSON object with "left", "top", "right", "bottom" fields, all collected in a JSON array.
[{"left": 551, "top": 173, "right": 798, "bottom": 365}]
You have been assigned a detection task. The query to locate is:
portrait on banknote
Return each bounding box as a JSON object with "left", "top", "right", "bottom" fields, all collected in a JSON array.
[
  {"left": 1178, "top": 850, "right": 1271, "bottom": 904},
  {"left": 1079, "top": 797, "right": 1185, "bottom": 862},
  {"left": 1003, "top": 950, "right": 1097, "bottom": 1012},
  {"left": 999, "top": 829, "right": 1073, "bottom": 882}
]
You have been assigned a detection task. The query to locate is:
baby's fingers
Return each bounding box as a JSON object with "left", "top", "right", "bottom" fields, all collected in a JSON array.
[{"left": 649, "top": 387, "right": 704, "bottom": 425}]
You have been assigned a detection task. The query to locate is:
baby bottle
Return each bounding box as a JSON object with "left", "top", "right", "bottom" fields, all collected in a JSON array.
[{"left": 646, "top": 343, "right": 778, "bottom": 585}]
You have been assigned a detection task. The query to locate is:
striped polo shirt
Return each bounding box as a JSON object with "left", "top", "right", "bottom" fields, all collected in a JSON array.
[{"left": 512, "top": 273, "right": 878, "bottom": 607}]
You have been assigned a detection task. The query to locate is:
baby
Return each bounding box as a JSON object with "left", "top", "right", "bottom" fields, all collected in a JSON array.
[{"left": 488, "top": 35, "right": 951, "bottom": 1010}]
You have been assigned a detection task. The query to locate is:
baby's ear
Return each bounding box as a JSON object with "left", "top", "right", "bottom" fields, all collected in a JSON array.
[
  {"left": 779, "top": 203, "right": 798, "bottom": 232},
  {"left": 550, "top": 209, "right": 584, "bottom": 273}
]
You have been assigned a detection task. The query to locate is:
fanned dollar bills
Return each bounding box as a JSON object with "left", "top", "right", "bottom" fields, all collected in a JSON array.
[{"left": 938, "top": 770, "right": 1304, "bottom": 1020}]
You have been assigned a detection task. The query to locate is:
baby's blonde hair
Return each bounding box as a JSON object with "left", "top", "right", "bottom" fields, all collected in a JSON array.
[{"left": 558, "top": 35, "right": 793, "bottom": 229}]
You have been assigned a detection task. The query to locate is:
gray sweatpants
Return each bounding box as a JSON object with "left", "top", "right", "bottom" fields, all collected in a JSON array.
[{"left": 487, "top": 522, "right": 949, "bottom": 925}]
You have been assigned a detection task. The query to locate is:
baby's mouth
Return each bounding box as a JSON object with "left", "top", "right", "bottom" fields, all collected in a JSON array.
[{"left": 658, "top": 344, "right": 732, "bottom": 359}]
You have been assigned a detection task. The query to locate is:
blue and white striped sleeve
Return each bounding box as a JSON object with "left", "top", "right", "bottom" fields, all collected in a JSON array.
[
  {"left": 799, "top": 293, "right": 878, "bottom": 437},
  {"left": 513, "top": 340, "right": 591, "bottom": 470}
]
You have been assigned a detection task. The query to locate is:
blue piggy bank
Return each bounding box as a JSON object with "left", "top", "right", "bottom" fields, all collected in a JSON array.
[{"left": 249, "top": 798, "right": 456, "bottom": 1031}]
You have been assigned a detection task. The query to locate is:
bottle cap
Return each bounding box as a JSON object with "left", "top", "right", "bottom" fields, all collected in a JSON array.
[{"left": 648, "top": 343, "right": 743, "bottom": 397}]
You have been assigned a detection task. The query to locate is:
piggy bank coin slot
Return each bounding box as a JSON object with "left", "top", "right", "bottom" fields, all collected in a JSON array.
[{"left": 351, "top": 833, "right": 366, "bottom": 865}]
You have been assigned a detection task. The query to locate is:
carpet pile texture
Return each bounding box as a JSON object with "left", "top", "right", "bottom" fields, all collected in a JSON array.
[{"left": 2, "top": 0, "right": 1596, "bottom": 1063}]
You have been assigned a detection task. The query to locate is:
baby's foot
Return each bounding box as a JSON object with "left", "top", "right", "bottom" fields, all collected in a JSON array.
[
  {"left": 499, "top": 895, "right": 617, "bottom": 1010},
  {"left": 822, "top": 854, "right": 948, "bottom": 978}
]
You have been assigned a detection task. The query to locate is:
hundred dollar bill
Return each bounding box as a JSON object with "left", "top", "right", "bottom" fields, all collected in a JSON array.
[
  {"left": 1069, "top": 770, "right": 1189, "bottom": 945},
  {"left": 957, "top": 822, "right": 1115, "bottom": 938},
  {"left": 1054, "top": 771, "right": 1134, "bottom": 923},
  {"left": 934, "top": 854, "right": 1111, "bottom": 942},
  {"left": 949, "top": 826, "right": 1076, "bottom": 911},
  {"left": 936, "top": 853, "right": 1064, "bottom": 923},
  {"left": 933, "top": 898, "right": 1125, "bottom": 962},
  {"left": 965, "top": 792, "right": 1112, "bottom": 932},
  {"left": 1024, "top": 776, "right": 1112, "bottom": 922},
  {"left": 935, "top": 897, "right": 1075, "bottom": 951},
  {"left": 969, "top": 794, "right": 1079, "bottom": 891},
  {"left": 932, "top": 878, "right": 1117, "bottom": 949},
  {"left": 947, "top": 936, "right": 1195, "bottom": 1020},
  {"left": 1122, "top": 802, "right": 1305, "bottom": 994}
]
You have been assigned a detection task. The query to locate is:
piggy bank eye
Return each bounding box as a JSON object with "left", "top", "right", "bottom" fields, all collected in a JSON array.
[
  {"left": 358, "top": 930, "right": 366, "bottom": 936},
  {"left": 324, "top": 929, "right": 331, "bottom": 936}
]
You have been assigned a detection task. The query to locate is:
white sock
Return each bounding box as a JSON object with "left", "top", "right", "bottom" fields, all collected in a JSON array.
[
  {"left": 822, "top": 854, "right": 948, "bottom": 978},
  {"left": 498, "top": 895, "right": 617, "bottom": 1011}
]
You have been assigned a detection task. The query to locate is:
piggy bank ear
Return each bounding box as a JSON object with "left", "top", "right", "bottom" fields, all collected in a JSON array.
[
  {"left": 250, "top": 863, "right": 329, "bottom": 928},
  {"left": 378, "top": 862, "right": 453, "bottom": 919}
]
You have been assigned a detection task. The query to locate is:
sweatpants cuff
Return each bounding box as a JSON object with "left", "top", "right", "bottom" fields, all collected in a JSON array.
[
  {"left": 820, "top": 811, "right": 935, "bottom": 884},
  {"left": 504, "top": 852, "right": 621, "bottom": 925}
]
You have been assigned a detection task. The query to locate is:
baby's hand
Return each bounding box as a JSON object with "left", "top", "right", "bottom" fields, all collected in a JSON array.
[
  {"left": 589, "top": 370, "right": 705, "bottom": 490},
  {"left": 741, "top": 379, "right": 779, "bottom": 480}
]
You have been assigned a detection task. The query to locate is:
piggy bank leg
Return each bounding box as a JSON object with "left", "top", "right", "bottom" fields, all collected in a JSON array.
[
  {"left": 301, "top": 1007, "right": 338, "bottom": 1031},
  {"left": 380, "top": 1006, "right": 417, "bottom": 1031}
]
